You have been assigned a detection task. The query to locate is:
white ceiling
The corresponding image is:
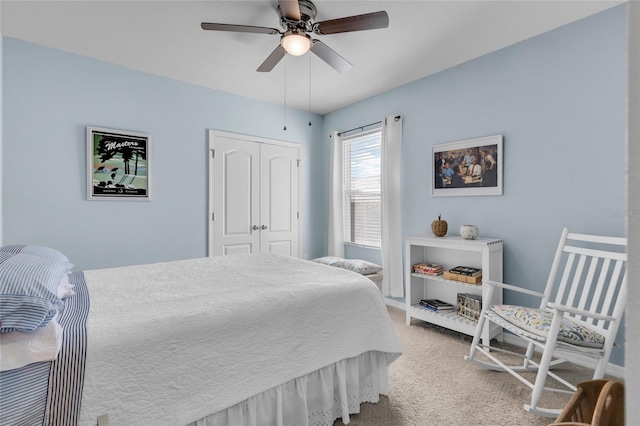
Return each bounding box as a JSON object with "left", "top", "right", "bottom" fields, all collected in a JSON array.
[{"left": 0, "top": 0, "right": 622, "bottom": 115}]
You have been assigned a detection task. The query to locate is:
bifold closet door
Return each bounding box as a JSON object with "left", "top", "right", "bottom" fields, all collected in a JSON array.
[
  {"left": 211, "top": 134, "right": 299, "bottom": 257},
  {"left": 212, "top": 136, "right": 260, "bottom": 256},
  {"left": 259, "top": 143, "right": 299, "bottom": 256}
]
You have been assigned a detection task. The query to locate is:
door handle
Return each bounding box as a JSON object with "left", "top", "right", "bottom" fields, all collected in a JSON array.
[
  {"left": 252, "top": 225, "right": 259, "bottom": 230},
  {"left": 261, "top": 225, "right": 268, "bottom": 230}
]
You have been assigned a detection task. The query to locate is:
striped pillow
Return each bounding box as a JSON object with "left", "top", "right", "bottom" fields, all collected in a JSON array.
[
  {"left": 0, "top": 245, "right": 72, "bottom": 270},
  {"left": 0, "top": 253, "right": 66, "bottom": 333}
]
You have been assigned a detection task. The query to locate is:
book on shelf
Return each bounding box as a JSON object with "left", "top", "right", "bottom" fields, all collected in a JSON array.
[
  {"left": 419, "top": 299, "right": 455, "bottom": 312},
  {"left": 413, "top": 263, "right": 443, "bottom": 275},
  {"left": 448, "top": 266, "right": 482, "bottom": 276},
  {"left": 456, "top": 293, "right": 482, "bottom": 322},
  {"left": 414, "top": 270, "right": 442, "bottom": 276}
]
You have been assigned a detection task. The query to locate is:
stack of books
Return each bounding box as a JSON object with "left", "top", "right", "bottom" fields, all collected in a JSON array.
[
  {"left": 419, "top": 299, "right": 455, "bottom": 312},
  {"left": 443, "top": 266, "right": 483, "bottom": 284},
  {"left": 449, "top": 266, "right": 482, "bottom": 277},
  {"left": 413, "top": 263, "right": 443, "bottom": 276}
]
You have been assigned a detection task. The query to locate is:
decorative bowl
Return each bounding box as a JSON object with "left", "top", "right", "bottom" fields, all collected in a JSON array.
[{"left": 460, "top": 225, "right": 479, "bottom": 240}]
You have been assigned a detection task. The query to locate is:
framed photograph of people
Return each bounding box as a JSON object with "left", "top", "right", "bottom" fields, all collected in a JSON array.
[
  {"left": 87, "top": 126, "right": 151, "bottom": 200},
  {"left": 432, "top": 134, "right": 503, "bottom": 196}
]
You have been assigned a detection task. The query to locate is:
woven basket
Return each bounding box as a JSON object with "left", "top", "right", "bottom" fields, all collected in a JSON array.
[{"left": 431, "top": 220, "right": 448, "bottom": 237}]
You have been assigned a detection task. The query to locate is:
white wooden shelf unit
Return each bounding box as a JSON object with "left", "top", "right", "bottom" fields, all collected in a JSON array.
[{"left": 405, "top": 234, "right": 503, "bottom": 345}]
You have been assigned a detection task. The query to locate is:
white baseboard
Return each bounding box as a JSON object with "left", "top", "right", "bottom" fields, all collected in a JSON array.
[{"left": 383, "top": 297, "right": 625, "bottom": 379}]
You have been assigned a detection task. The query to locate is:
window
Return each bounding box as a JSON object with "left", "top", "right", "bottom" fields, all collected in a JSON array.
[{"left": 342, "top": 129, "right": 382, "bottom": 247}]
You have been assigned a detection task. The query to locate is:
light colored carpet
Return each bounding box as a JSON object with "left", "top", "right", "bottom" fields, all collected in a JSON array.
[{"left": 334, "top": 306, "right": 600, "bottom": 426}]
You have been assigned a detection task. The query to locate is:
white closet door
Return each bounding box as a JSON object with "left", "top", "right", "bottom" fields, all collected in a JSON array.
[
  {"left": 209, "top": 130, "right": 301, "bottom": 258},
  {"left": 212, "top": 136, "right": 260, "bottom": 256},
  {"left": 259, "top": 143, "right": 299, "bottom": 256}
]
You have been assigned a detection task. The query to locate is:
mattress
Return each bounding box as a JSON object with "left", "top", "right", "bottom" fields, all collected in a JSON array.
[{"left": 77, "top": 253, "right": 402, "bottom": 425}]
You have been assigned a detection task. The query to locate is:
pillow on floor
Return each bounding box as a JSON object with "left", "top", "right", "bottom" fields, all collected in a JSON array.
[
  {"left": 490, "top": 305, "right": 605, "bottom": 349},
  {"left": 312, "top": 256, "right": 382, "bottom": 275}
]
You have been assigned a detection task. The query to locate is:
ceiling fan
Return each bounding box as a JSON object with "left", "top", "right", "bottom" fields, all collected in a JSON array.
[{"left": 201, "top": 0, "right": 389, "bottom": 73}]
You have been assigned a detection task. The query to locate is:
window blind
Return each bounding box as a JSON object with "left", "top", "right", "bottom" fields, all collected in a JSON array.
[{"left": 342, "top": 130, "right": 382, "bottom": 247}]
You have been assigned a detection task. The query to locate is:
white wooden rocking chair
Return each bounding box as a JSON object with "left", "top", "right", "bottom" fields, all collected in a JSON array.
[{"left": 464, "top": 228, "right": 627, "bottom": 417}]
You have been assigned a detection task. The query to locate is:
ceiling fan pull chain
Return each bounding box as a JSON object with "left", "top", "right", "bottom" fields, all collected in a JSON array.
[
  {"left": 308, "top": 54, "right": 312, "bottom": 126},
  {"left": 283, "top": 64, "right": 287, "bottom": 131}
]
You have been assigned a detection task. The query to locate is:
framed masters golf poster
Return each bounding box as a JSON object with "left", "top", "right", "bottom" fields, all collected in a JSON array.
[{"left": 87, "top": 126, "right": 151, "bottom": 200}]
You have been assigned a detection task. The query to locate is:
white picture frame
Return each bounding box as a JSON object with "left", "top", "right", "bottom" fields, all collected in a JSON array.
[
  {"left": 432, "top": 134, "right": 503, "bottom": 197},
  {"left": 87, "top": 126, "right": 151, "bottom": 201}
]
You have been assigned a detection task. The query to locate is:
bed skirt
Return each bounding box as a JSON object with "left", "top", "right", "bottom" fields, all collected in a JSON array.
[{"left": 189, "top": 350, "right": 392, "bottom": 426}]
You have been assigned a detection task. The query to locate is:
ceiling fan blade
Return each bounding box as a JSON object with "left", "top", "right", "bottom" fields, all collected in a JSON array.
[
  {"left": 257, "top": 45, "right": 286, "bottom": 72},
  {"left": 310, "top": 40, "right": 352, "bottom": 73},
  {"left": 313, "top": 11, "right": 389, "bottom": 35},
  {"left": 278, "top": 0, "right": 301, "bottom": 21},
  {"left": 201, "top": 22, "right": 280, "bottom": 35}
]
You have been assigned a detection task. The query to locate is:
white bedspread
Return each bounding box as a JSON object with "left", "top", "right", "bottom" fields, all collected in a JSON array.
[{"left": 78, "top": 253, "right": 402, "bottom": 425}]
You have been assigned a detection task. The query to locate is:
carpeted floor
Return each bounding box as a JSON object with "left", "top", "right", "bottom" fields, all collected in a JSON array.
[{"left": 334, "top": 306, "right": 601, "bottom": 426}]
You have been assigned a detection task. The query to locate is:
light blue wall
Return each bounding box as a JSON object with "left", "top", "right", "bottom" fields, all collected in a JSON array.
[
  {"left": 322, "top": 6, "right": 627, "bottom": 365},
  {"left": 2, "top": 38, "right": 325, "bottom": 271}
]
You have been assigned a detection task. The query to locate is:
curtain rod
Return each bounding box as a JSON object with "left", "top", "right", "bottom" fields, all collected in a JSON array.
[
  {"left": 337, "top": 120, "right": 382, "bottom": 137},
  {"left": 335, "top": 115, "right": 401, "bottom": 137}
]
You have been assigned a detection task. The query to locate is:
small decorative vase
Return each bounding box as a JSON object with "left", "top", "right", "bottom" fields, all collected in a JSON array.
[
  {"left": 460, "top": 225, "right": 479, "bottom": 240},
  {"left": 431, "top": 215, "right": 448, "bottom": 237}
]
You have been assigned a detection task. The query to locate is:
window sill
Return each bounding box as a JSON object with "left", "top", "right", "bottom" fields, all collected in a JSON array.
[{"left": 344, "top": 242, "right": 381, "bottom": 250}]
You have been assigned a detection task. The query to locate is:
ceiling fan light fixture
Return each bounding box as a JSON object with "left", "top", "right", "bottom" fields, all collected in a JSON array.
[
  {"left": 281, "top": 31, "right": 311, "bottom": 56},
  {"left": 202, "top": 1, "right": 388, "bottom": 73}
]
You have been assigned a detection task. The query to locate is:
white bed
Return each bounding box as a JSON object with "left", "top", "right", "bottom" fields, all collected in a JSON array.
[{"left": 75, "top": 253, "right": 402, "bottom": 425}]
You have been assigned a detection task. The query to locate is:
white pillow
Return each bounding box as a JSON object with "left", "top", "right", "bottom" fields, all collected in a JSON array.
[
  {"left": 312, "top": 256, "right": 383, "bottom": 275},
  {"left": 0, "top": 315, "right": 63, "bottom": 371},
  {"left": 58, "top": 274, "right": 76, "bottom": 299}
]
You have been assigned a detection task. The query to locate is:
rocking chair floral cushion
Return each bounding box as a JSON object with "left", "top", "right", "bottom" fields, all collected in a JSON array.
[{"left": 490, "top": 305, "right": 605, "bottom": 349}]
